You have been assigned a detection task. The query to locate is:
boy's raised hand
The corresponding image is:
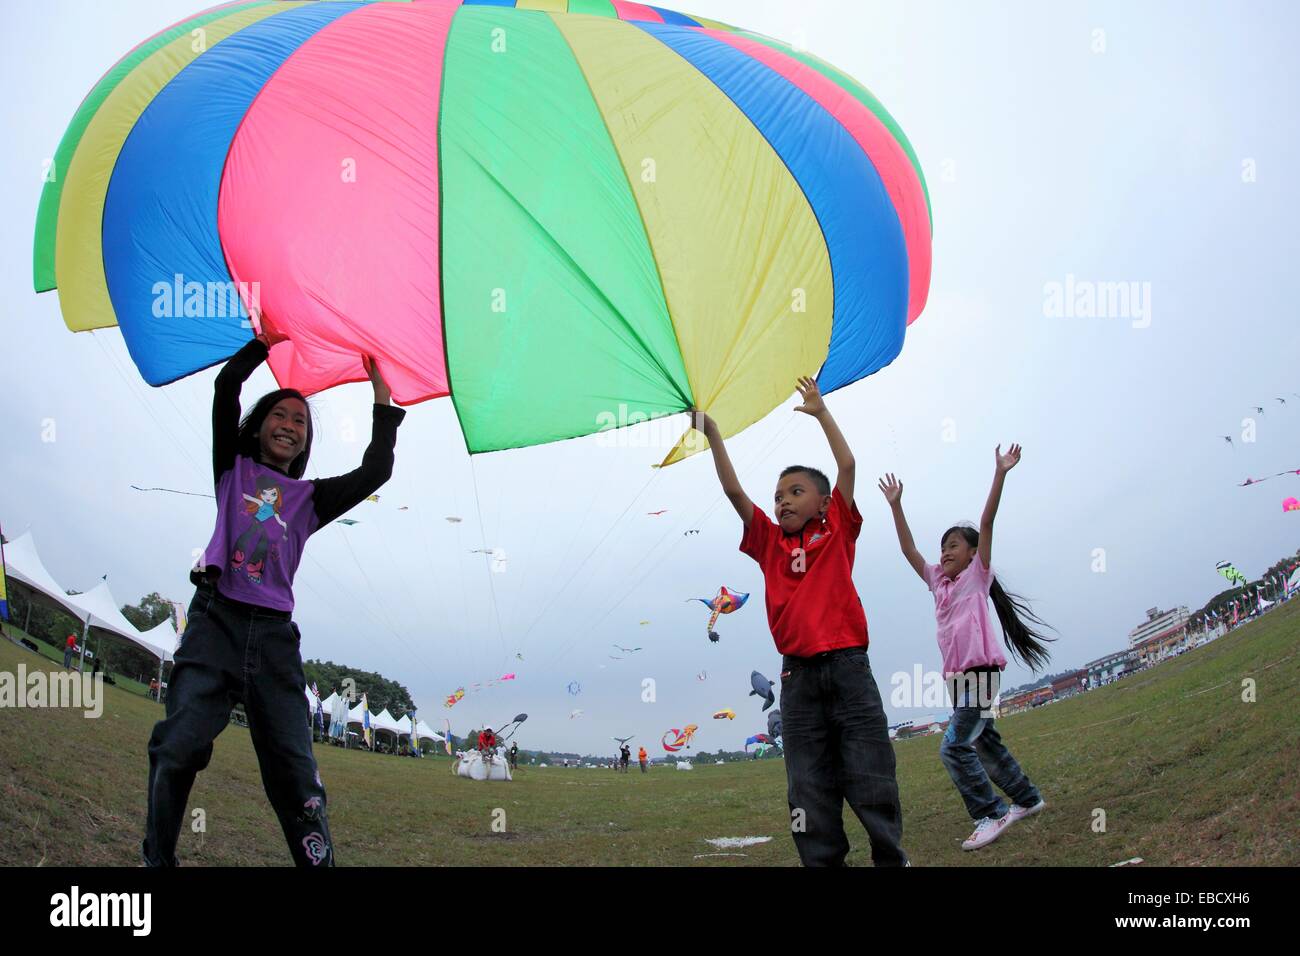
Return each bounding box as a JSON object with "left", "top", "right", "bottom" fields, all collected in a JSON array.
[
  {"left": 690, "top": 408, "right": 718, "bottom": 435},
  {"left": 793, "top": 376, "right": 826, "bottom": 417},
  {"left": 995, "top": 443, "right": 1022, "bottom": 473},
  {"left": 877, "top": 473, "right": 903, "bottom": 505}
]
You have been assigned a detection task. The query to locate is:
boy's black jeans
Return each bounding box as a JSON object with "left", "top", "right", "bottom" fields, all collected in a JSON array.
[
  {"left": 781, "top": 647, "right": 908, "bottom": 866},
  {"left": 142, "top": 584, "right": 333, "bottom": 866}
]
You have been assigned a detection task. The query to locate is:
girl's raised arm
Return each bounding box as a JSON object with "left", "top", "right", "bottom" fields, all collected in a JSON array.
[
  {"left": 978, "top": 443, "right": 1021, "bottom": 569},
  {"left": 212, "top": 337, "right": 270, "bottom": 485},
  {"left": 879, "top": 474, "right": 927, "bottom": 582}
]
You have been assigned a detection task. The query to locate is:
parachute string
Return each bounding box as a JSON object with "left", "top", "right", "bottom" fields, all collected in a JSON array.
[
  {"left": 308, "top": 536, "right": 440, "bottom": 677},
  {"left": 93, "top": 332, "right": 209, "bottom": 481},
  {"left": 536, "top": 415, "right": 802, "bottom": 671},
  {"left": 514, "top": 464, "right": 662, "bottom": 657},
  {"left": 506, "top": 443, "right": 621, "bottom": 641},
  {"left": 469, "top": 455, "right": 508, "bottom": 666}
]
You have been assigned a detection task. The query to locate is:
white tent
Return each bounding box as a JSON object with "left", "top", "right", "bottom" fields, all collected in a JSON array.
[
  {"left": 1, "top": 531, "right": 95, "bottom": 626},
  {"left": 68, "top": 580, "right": 171, "bottom": 660},
  {"left": 416, "top": 720, "right": 442, "bottom": 742},
  {"left": 141, "top": 618, "right": 182, "bottom": 663},
  {"left": 373, "top": 708, "right": 403, "bottom": 735}
]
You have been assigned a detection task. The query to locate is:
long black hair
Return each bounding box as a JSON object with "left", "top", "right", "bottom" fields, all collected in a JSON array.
[
  {"left": 942, "top": 525, "right": 1055, "bottom": 672},
  {"left": 236, "top": 388, "right": 313, "bottom": 480}
]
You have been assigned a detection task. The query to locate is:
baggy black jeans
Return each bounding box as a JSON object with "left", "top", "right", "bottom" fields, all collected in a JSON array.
[
  {"left": 781, "top": 647, "right": 907, "bottom": 866},
  {"left": 143, "top": 584, "right": 333, "bottom": 866}
]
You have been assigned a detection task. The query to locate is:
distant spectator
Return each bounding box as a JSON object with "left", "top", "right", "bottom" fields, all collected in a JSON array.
[{"left": 63, "top": 634, "right": 77, "bottom": 669}]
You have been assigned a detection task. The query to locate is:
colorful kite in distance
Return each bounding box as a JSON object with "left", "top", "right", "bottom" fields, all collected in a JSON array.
[
  {"left": 713, "top": 709, "right": 736, "bottom": 721},
  {"left": 366, "top": 494, "right": 380, "bottom": 503},
  {"left": 661, "top": 725, "right": 699, "bottom": 752},
  {"left": 1284, "top": 497, "right": 1300, "bottom": 513},
  {"left": 444, "top": 687, "right": 466, "bottom": 708},
  {"left": 1216, "top": 561, "right": 1247, "bottom": 586},
  {"left": 745, "top": 733, "right": 772, "bottom": 750},
  {"left": 750, "top": 671, "right": 776, "bottom": 712},
  {"left": 1239, "top": 468, "right": 1300, "bottom": 486},
  {"left": 691, "top": 586, "right": 750, "bottom": 642}
]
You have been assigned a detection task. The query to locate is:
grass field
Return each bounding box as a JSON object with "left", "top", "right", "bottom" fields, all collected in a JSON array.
[{"left": 1, "top": 601, "right": 1296, "bottom": 866}]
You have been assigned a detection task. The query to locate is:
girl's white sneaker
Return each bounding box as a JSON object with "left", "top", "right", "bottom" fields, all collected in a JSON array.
[
  {"left": 961, "top": 814, "right": 1010, "bottom": 850},
  {"left": 1005, "top": 799, "right": 1047, "bottom": 824}
]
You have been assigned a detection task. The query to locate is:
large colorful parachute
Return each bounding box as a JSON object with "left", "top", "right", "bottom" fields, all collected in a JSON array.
[{"left": 35, "top": 0, "right": 930, "bottom": 466}]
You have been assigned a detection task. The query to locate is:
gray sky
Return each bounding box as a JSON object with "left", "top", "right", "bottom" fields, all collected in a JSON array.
[{"left": 3, "top": 1, "right": 1298, "bottom": 755}]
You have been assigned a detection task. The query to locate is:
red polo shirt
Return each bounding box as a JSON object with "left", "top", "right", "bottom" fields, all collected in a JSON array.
[{"left": 739, "top": 487, "right": 869, "bottom": 657}]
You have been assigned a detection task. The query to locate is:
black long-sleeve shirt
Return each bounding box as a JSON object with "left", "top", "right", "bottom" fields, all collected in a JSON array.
[{"left": 192, "top": 339, "right": 405, "bottom": 610}]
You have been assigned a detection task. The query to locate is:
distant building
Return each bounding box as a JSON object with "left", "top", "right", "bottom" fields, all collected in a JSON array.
[
  {"left": 894, "top": 717, "right": 946, "bottom": 739},
  {"left": 997, "top": 685, "right": 1052, "bottom": 717},
  {"left": 1083, "top": 649, "right": 1134, "bottom": 687},
  {"left": 1050, "top": 670, "right": 1087, "bottom": 700},
  {"left": 1128, "top": 606, "right": 1192, "bottom": 664}
]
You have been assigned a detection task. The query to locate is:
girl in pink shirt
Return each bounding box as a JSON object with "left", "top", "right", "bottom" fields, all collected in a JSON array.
[{"left": 879, "top": 444, "right": 1053, "bottom": 852}]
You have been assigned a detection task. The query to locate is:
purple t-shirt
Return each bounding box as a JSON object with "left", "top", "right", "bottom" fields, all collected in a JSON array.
[
  {"left": 200, "top": 455, "right": 321, "bottom": 612},
  {"left": 923, "top": 552, "right": 1007, "bottom": 677}
]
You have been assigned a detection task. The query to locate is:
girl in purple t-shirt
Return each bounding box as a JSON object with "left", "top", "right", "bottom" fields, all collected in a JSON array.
[
  {"left": 143, "top": 334, "right": 405, "bottom": 867},
  {"left": 879, "top": 444, "right": 1053, "bottom": 852}
]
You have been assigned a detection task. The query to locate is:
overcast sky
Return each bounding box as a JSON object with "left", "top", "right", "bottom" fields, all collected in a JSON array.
[{"left": 3, "top": 1, "right": 1298, "bottom": 756}]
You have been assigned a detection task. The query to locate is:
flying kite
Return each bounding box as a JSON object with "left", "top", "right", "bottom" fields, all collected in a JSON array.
[
  {"left": 613, "top": 644, "right": 642, "bottom": 654},
  {"left": 750, "top": 671, "right": 776, "bottom": 711},
  {"left": 366, "top": 494, "right": 380, "bottom": 503},
  {"left": 1284, "top": 498, "right": 1300, "bottom": 513},
  {"left": 1216, "top": 561, "right": 1247, "bottom": 587},
  {"left": 444, "top": 687, "right": 466, "bottom": 709},
  {"left": 567, "top": 681, "right": 582, "bottom": 696},
  {"left": 661, "top": 725, "right": 699, "bottom": 752},
  {"left": 647, "top": 510, "right": 668, "bottom": 516},
  {"left": 1222, "top": 437, "right": 1233, "bottom": 446},
  {"left": 335, "top": 519, "right": 360, "bottom": 527},
  {"left": 445, "top": 516, "right": 462, "bottom": 524},
  {"left": 745, "top": 733, "right": 772, "bottom": 750},
  {"left": 569, "top": 709, "right": 584, "bottom": 720},
  {"left": 470, "top": 548, "right": 508, "bottom": 573},
  {"left": 692, "top": 586, "right": 750, "bottom": 642},
  {"left": 712, "top": 709, "right": 736, "bottom": 721},
  {"left": 612, "top": 736, "right": 635, "bottom": 746},
  {"left": 639, "top": 621, "right": 651, "bottom": 626},
  {"left": 683, "top": 530, "right": 701, "bottom": 536},
  {"left": 1239, "top": 469, "right": 1300, "bottom": 486},
  {"left": 36, "top": 2, "right": 931, "bottom": 470},
  {"left": 1252, "top": 406, "right": 1265, "bottom": 415},
  {"left": 697, "top": 670, "right": 708, "bottom": 682}
]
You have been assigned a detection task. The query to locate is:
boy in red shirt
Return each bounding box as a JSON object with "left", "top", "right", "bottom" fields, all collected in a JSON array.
[{"left": 693, "top": 377, "right": 906, "bottom": 867}]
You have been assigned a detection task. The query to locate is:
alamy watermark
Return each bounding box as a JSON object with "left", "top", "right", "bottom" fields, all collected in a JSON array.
[
  {"left": 151, "top": 273, "right": 261, "bottom": 327},
  {"left": 1, "top": 666, "right": 103, "bottom": 718},
  {"left": 1043, "top": 274, "right": 1151, "bottom": 328},
  {"left": 890, "top": 665, "right": 1000, "bottom": 717}
]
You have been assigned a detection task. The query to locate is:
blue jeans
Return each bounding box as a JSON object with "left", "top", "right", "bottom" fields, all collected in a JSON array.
[
  {"left": 143, "top": 585, "right": 333, "bottom": 866},
  {"left": 939, "top": 705, "right": 1041, "bottom": 821},
  {"left": 781, "top": 647, "right": 907, "bottom": 866}
]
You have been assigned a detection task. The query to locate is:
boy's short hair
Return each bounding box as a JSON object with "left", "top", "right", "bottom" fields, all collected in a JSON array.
[{"left": 779, "top": 465, "right": 831, "bottom": 496}]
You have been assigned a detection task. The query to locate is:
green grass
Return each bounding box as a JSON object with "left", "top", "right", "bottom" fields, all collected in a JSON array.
[{"left": 1, "top": 601, "right": 1296, "bottom": 866}]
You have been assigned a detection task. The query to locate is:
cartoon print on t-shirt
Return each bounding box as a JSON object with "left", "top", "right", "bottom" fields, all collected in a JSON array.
[{"left": 230, "top": 474, "right": 289, "bottom": 585}]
